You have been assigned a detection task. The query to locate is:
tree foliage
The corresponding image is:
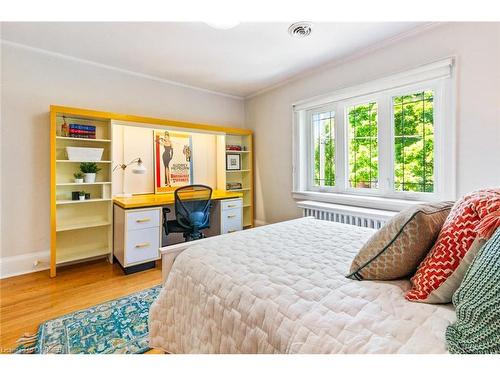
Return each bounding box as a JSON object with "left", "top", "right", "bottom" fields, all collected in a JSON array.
[{"left": 314, "top": 90, "right": 434, "bottom": 193}]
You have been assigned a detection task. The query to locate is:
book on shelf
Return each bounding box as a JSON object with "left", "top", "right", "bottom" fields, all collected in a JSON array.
[
  {"left": 68, "top": 124, "right": 96, "bottom": 139},
  {"left": 226, "top": 182, "right": 243, "bottom": 190},
  {"left": 226, "top": 144, "right": 243, "bottom": 151}
]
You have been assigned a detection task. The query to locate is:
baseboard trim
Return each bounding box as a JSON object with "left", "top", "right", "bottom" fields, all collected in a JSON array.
[
  {"left": 0, "top": 250, "right": 50, "bottom": 279},
  {"left": 254, "top": 220, "right": 268, "bottom": 227}
]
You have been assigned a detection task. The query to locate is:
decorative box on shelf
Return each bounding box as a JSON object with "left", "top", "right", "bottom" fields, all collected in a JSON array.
[{"left": 66, "top": 147, "right": 104, "bottom": 161}]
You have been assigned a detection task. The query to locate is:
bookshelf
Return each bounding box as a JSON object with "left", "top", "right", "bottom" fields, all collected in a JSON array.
[
  {"left": 216, "top": 134, "right": 254, "bottom": 228},
  {"left": 51, "top": 110, "right": 113, "bottom": 276}
]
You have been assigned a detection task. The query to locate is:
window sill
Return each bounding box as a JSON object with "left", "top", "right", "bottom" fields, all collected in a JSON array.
[{"left": 292, "top": 191, "right": 428, "bottom": 212}]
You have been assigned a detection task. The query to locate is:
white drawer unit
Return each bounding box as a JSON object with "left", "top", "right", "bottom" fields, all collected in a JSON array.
[
  {"left": 126, "top": 209, "right": 161, "bottom": 231},
  {"left": 125, "top": 227, "right": 160, "bottom": 265},
  {"left": 221, "top": 199, "right": 243, "bottom": 211},
  {"left": 220, "top": 198, "right": 243, "bottom": 234},
  {"left": 113, "top": 205, "right": 162, "bottom": 273}
]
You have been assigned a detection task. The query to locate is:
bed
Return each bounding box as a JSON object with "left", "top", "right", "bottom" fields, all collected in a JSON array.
[{"left": 149, "top": 217, "right": 456, "bottom": 353}]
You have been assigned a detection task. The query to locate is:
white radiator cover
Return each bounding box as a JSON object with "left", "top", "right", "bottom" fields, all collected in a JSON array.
[{"left": 297, "top": 200, "right": 397, "bottom": 229}]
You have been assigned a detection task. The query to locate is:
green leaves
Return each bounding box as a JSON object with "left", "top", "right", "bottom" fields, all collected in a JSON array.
[
  {"left": 80, "top": 162, "right": 102, "bottom": 174},
  {"left": 393, "top": 90, "right": 434, "bottom": 192}
]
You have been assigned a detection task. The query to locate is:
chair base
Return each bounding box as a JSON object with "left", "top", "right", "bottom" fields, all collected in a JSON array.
[{"left": 183, "top": 231, "right": 206, "bottom": 242}]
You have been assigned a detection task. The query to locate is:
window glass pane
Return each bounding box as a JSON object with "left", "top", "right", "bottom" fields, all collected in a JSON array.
[
  {"left": 313, "top": 111, "right": 335, "bottom": 187},
  {"left": 393, "top": 90, "right": 434, "bottom": 192},
  {"left": 347, "top": 102, "right": 378, "bottom": 189}
]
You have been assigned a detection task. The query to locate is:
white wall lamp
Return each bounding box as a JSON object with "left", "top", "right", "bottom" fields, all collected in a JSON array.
[
  {"left": 113, "top": 157, "right": 147, "bottom": 197},
  {"left": 113, "top": 157, "right": 147, "bottom": 174}
]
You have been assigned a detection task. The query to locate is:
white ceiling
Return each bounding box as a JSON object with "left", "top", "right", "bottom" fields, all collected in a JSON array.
[{"left": 1, "top": 22, "right": 424, "bottom": 98}]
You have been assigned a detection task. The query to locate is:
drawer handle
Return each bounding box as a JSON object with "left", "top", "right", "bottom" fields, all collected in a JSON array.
[
  {"left": 227, "top": 214, "right": 237, "bottom": 219},
  {"left": 135, "top": 242, "right": 151, "bottom": 248},
  {"left": 227, "top": 204, "right": 237, "bottom": 208},
  {"left": 136, "top": 218, "right": 151, "bottom": 223},
  {"left": 227, "top": 229, "right": 237, "bottom": 233}
]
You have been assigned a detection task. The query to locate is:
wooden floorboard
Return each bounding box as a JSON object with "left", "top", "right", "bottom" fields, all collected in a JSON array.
[{"left": 0, "top": 259, "right": 162, "bottom": 354}]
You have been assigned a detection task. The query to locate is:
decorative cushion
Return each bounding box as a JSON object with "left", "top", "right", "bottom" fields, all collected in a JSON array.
[
  {"left": 347, "top": 201, "right": 453, "bottom": 280},
  {"left": 446, "top": 228, "right": 500, "bottom": 354},
  {"left": 420, "top": 237, "right": 486, "bottom": 303},
  {"left": 406, "top": 188, "right": 500, "bottom": 303}
]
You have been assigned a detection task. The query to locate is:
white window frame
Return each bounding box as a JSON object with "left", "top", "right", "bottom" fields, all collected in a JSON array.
[
  {"left": 307, "top": 103, "right": 338, "bottom": 192},
  {"left": 342, "top": 94, "right": 382, "bottom": 197},
  {"left": 292, "top": 58, "right": 456, "bottom": 211}
]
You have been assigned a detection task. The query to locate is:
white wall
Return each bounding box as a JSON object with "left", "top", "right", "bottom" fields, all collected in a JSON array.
[
  {"left": 0, "top": 42, "right": 244, "bottom": 262},
  {"left": 245, "top": 22, "right": 500, "bottom": 225},
  {"left": 112, "top": 124, "right": 217, "bottom": 195}
]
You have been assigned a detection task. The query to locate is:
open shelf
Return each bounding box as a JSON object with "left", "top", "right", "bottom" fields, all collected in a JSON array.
[
  {"left": 52, "top": 110, "right": 114, "bottom": 276},
  {"left": 56, "top": 198, "right": 112, "bottom": 205},
  {"left": 225, "top": 150, "right": 251, "bottom": 154},
  {"left": 56, "top": 182, "right": 111, "bottom": 186},
  {"left": 227, "top": 188, "right": 251, "bottom": 192},
  {"left": 56, "top": 221, "right": 111, "bottom": 232},
  {"left": 56, "top": 159, "right": 112, "bottom": 163},
  {"left": 226, "top": 169, "right": 251, "bottom": 173},
  {"left": 56, "top": 247, "right": 110, "bottom": 264},
  {"left": 56, "top": 136, "right": 111, "bottom": 143}
]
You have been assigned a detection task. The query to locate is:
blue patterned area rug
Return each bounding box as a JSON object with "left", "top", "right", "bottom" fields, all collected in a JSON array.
[{"left": 16, "top": 285, "right": 162, "bottom": 354}]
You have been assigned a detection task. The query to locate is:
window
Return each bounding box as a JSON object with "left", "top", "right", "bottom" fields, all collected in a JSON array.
[
  {"left": 312, "top": 110, "right": 335, "bottom": 187},
  {"left": 347, "top": 102, "right": 378, "bottom": 189},
  {"left": 293, "top": 59, "right": 455, "bottom": 205},
  {"left": 393, "top": 91, "right": 434, "bottom": 193}
]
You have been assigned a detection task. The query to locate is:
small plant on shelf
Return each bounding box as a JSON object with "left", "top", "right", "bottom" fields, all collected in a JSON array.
[
  {"left": 80, "top": 162, "right": 102, "bottom": 183},
  {"left": 73, "top": 172, "right": 84, "bottom": 183},
  {"left": 79, "top": 191, "right": 86, "bottom": 201}
]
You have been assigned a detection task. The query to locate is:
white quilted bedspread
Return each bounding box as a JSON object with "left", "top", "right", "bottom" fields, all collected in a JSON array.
[{"left": 149, "top": 217, "right": 455, "bottom": 353}]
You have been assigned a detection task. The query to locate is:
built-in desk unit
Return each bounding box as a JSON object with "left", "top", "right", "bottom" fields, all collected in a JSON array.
[
  {"left": 112, "top": 193, "right": 243, "bottom": 273},
  {"left": 50, "top": 105, "right": 254, "bottom": 277}
]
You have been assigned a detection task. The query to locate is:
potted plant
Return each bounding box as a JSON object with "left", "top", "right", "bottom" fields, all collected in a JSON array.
[
  {"left": 73, "top": 172, "right": 84, "bottom": 184},
  {"left": 79, "top": 191, "right": 86, "bottom": 201},
  {"left": 80, "top": 162, "right": 101, "bottom": 183}
]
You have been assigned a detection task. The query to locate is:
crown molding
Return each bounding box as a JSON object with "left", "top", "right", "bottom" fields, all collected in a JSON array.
[
  {"left": 0, "top": 39, "right": 244, "bottom": 100},
  {"left": 245, "top": 22, "right": 442, "bottom": 99}
]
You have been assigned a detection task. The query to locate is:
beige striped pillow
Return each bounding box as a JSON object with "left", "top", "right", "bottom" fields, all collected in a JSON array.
[{"left": 347, "top": 201, "right": 453, "bottom": 281}]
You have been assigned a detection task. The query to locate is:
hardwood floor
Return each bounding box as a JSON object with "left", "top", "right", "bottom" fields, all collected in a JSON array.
[{"left": 0, "top": 259, "right": 162, "bottom": 354}]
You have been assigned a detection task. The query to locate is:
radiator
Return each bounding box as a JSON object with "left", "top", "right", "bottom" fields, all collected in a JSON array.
[{"left": 297, "top": 200, "right": 397, "bottom": 229}]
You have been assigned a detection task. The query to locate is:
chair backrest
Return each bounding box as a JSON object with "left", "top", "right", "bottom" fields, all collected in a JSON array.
[{"left": 174, "top": 185, "right": 213, "bottom": 229}]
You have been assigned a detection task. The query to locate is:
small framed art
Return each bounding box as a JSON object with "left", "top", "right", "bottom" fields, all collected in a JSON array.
[{"left": 226, "top": 153, "right": 241, "bottom": 171}]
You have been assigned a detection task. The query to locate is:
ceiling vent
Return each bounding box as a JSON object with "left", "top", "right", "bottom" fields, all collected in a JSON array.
[{"left": 288, "top": 22, "right": 313, "bottom": 38}]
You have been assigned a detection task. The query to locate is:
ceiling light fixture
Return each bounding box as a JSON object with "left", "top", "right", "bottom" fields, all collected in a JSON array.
[
  {"left": 205, "top": 21, "right": 240, "bottom": 30},
  {"left": 288, "top": 22, "right": 313, "bottom": 38}
]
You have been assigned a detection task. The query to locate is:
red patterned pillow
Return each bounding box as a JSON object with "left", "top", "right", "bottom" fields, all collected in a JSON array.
[{"left": 406, "top": 188, "right": 500, "bottom": 303}]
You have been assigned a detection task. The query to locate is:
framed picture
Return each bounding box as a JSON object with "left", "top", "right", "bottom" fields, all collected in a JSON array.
[
  {"left": 226, "top": 153, "right": 241, "bottom": 170},
  {"left": 153, "top": 130, "right": 193, "bottom": 194}
]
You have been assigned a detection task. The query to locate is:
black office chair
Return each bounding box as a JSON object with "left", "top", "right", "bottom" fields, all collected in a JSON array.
[{"left": 163, "top": 185, "right": 213, "bottom": 242}]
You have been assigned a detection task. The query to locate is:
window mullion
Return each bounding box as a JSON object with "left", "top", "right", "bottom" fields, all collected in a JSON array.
[
  {"left": 335, "top": 104, "right": 346, "bottom": 193},
  {"left": 377, "top": 95, "right": 392, "bottom": 195}
]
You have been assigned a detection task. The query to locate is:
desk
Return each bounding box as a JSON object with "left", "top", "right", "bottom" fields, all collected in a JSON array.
[
  {"left": 112, "top": 190, "right": 243, "bottom": 274},
  {"left": 113, "top": 190, "right": 243, "bottom": 209}
]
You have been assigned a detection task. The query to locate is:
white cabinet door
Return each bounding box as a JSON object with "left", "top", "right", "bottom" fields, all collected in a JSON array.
[
  {"left": 125, "top": 227, "right": 160, "bottom": 265},
  {"left": 221, "top": 207, "right": 242, "bottom": 234},
  {"left": 126, "top": 209, "right": 161, "bottom": 231}
]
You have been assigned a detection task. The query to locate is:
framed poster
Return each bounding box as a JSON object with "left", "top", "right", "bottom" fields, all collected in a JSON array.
[
  {"left": 154, "top": 130, "right": 193, "bottom": 193},
  {"left": 226, "top": 153, "right": 241, "bottom": 170}
]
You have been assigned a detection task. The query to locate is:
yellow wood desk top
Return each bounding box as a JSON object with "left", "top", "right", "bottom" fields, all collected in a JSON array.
[{"left": 113, "top": 190, "right": 243, "bottom": 209}]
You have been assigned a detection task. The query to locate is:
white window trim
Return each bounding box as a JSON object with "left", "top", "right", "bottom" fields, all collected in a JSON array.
[{"left": 292, "top": 58, "right": 457, "bottom": 211}]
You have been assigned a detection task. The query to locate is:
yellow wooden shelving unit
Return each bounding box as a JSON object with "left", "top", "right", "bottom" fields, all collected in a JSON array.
[
  {"left": 216, "top": 134, "right": 254, "bottom": 228},
  {"left": 50, "top": 105, "right": 254, "bottom": 277},
  {"left": 51, "top": 110, "right": 113, "bottom": 277}
]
